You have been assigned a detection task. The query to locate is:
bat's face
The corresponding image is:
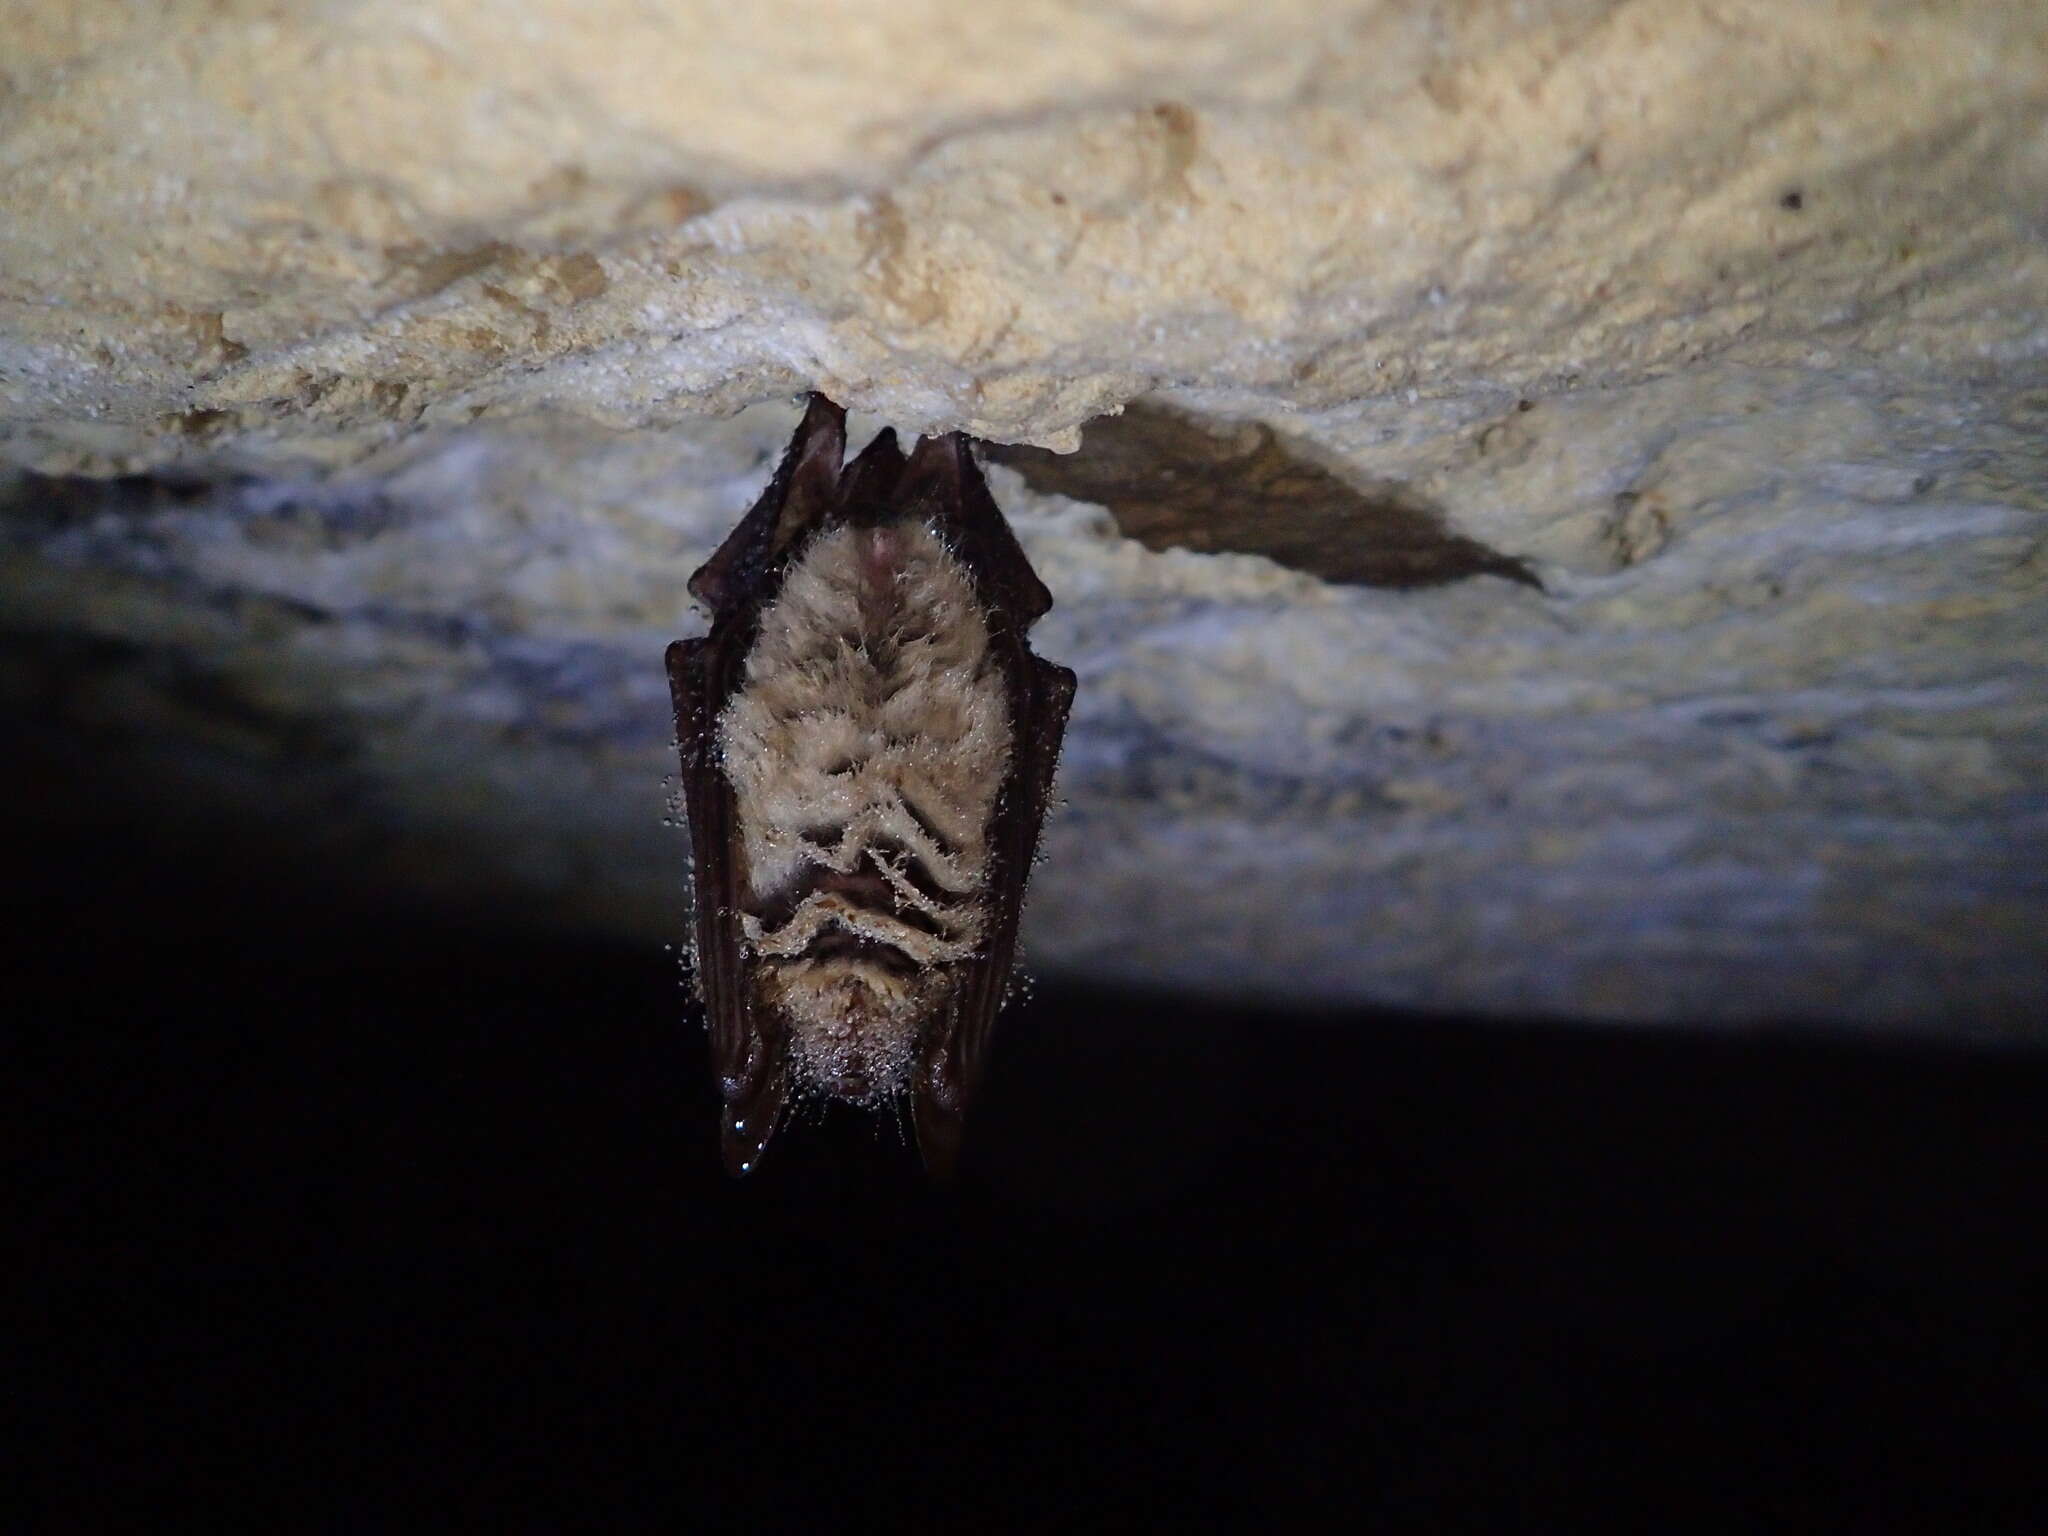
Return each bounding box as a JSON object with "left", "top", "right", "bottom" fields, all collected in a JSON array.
[
  {"left": 667, "top": 395, "right": 1074, "bottom": 1177},
  {"left": 719, "top": 521, "right": 1012, "bottom": 1106}
]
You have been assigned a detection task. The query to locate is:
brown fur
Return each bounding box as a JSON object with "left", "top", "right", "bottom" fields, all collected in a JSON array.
[{"left": 717, "top": 520, "right": 1012, "bottom": 1100}]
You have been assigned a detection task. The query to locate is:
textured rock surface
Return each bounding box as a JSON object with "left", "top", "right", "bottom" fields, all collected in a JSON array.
[{"left": 3, "top": 1, "right": 2045, "bottom": 1029}]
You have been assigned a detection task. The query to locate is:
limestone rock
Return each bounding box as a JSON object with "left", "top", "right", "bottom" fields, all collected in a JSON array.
[{"left": 3, "top": 1, "right": 2045, "bottom": 1029}]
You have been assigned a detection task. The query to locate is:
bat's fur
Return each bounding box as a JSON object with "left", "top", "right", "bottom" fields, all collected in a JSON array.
[
  {"left": 717, "top": 519, "right": 1013, "bottom": 1103},
  {"left": 671, "top": 394, "right": 1074, "bottom": 1176}
]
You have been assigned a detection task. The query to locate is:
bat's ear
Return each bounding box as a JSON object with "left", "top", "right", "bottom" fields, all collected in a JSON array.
[
  {"left": 839, "top": 426, "right": 906, "bottom": 521},
  {"left": 689, "top": 393, "right": 847, "bottom": 611},
  {"left": 900, "top": 431, "right": 1054, "bottom": 625},
  {"left": 720, "top": 1061, "right": 790, "bottom": 1178}
]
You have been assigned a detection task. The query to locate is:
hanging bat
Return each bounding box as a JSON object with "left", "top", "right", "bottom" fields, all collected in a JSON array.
[{"left": 666, "top": 394, "right": 1075, "bottom": 1179}]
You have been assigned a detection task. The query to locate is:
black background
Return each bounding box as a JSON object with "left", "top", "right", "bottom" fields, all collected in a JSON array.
[{"left": 13, "top": 802, "right": 2047, "bottom": 1528}]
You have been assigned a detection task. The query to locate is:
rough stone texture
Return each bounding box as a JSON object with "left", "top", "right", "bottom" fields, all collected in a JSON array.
[{"left": 3, "top": 1, "right": 2045, "bottom": 1031}]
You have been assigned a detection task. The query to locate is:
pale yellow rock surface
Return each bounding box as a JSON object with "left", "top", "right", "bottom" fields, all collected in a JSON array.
[
  {"left": 7, "top": 0, "right": 2043, "bottom": 465},
  {"left": 2, "top": 1, "right": 2044, "bottom": 1028}
]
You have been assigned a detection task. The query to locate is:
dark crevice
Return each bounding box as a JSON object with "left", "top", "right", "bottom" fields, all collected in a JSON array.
[{"left": 986, "top": 401, "right": 1541, "bottom": 591}]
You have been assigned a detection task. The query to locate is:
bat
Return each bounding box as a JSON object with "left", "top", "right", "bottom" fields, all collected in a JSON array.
[{"left": 666, "top": 394, "right": 1075, "bottom": 1179}]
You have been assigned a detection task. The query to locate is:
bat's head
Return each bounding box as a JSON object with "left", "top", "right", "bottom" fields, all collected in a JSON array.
[{"left": 763, "top": 944, "right": 956, "bottom": 1107}]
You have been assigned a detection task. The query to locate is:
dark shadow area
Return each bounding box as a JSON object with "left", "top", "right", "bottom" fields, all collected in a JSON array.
[
  {"left": 12, "top": 796, "right": 2045, "bottom": 1527},
  {"left": 1, "top": 469, "right": 214, "bottom": 535},
  {"left": 986, "top": 401, "right": 1541, "bottom": 590}
]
